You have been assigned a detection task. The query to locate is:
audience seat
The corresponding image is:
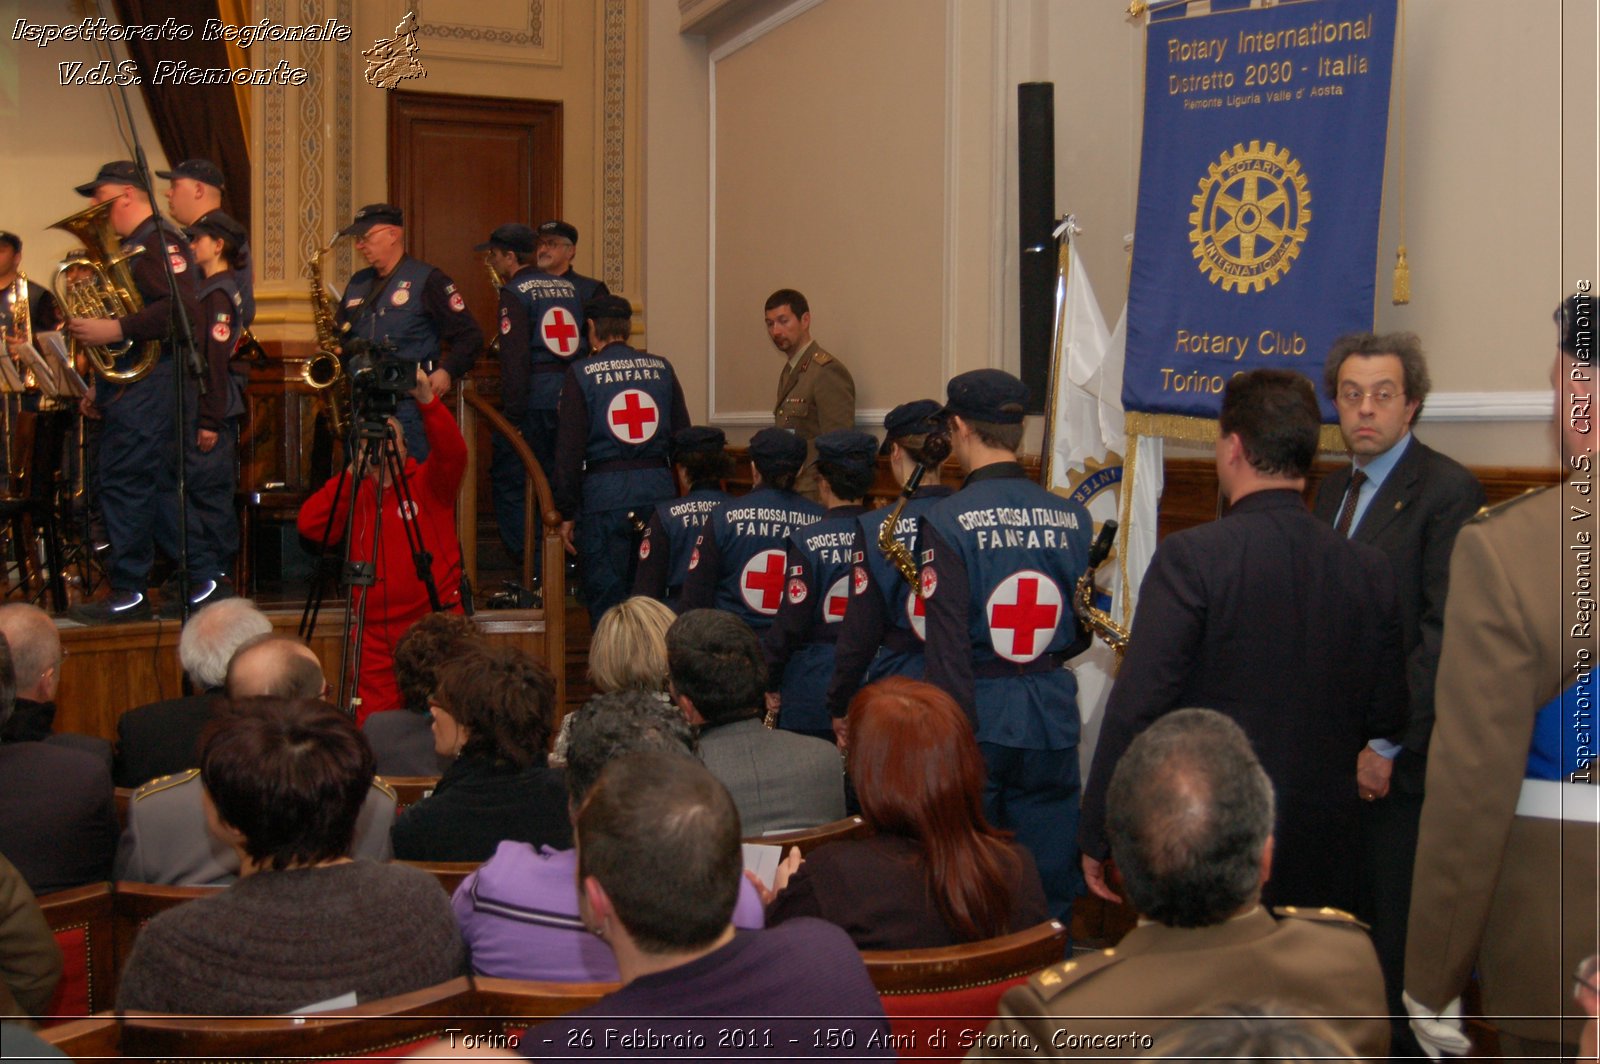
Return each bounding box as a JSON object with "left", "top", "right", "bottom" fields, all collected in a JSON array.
[
  {"left": 38, "top": 1015, "right": 121, "bottom": 1058},
  {"left": 862, "top": 919, "right": 1069, "bottom": 1060},
  {"left": 114, "top": 787, "right": 134, "bottom": 830},
  {"left": 397, "top": 859, "right": 482, "bottom": 895},
  {"left": 745, "top": 815, "right": 870, "bottom": 856},
  {"left": 380, "top": 775, "right": 440, "bottom": 812},
  {"left": 116, "top": 977, "right": 495, "bottom": 1061},
  {"left": 36, "top": 883, "right": 116, "bottom": 1021},
  {"left": 111, "top": 882, "right": 218, "bottom": 1002},
  {"left": 472, "top": 975, "right": 620, "bottom": 1041}
]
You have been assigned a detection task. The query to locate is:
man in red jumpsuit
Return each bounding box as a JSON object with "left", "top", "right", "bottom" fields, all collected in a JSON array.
[{"left": 297, "top": 368, "right": 466, "bottom": 723}]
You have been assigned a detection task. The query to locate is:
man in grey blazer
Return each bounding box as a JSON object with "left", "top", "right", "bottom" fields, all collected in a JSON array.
[
  {"left": 667, "top": 610, "right": 844, "bottom": 835},
  {"left": 1313, "top": 332, "right": 1485, "bottom": 1050}
]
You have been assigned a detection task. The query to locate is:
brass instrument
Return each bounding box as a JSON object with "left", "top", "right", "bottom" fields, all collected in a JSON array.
[
  {"left": 484, "top": 258, "right": 505, "bottom": 355},
  {"left": 49, "top": 199, "right": 161, "bottom": 383},
  {"left": 1074, "top": 520, "right": 1130, "bottom": 652},
  {"left": 877, "top": 430, "right": 952, "bottom": 595},
  {"left": 303, "top": 236, "right": 351, "bottom": 436}
]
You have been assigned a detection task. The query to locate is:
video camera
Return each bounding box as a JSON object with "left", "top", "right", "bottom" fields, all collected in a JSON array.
[{"left": 344, "top": 338, "right": 414, "bottom": 424}]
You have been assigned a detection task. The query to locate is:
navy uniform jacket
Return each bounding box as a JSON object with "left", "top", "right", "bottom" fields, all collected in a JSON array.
[
  {"left": 193, "top": 274, "right": 245, "bottom": 431},
  {"left": 193, "top": 207, "right": 254, "bottom": 327},
  {"left": 826, "top": 485, "right": 953, "bottom": 717},
  {"left": 118, "top": 215, "right": 203, "bottom": 361},
  {"left": 919, "top": 463, "right": 1092, "bottom": 749},
  {"left": 552, "top": 341, "right": 688, "bottom": 518},
  {"left": 557, "top": 268, "right": 609, "bottom": 308},
  {"left": 678, "top": 485, "right": 824, "bottom": 629},
  {"left": 1079, "top": 488, "right": 1406, "bottom": 913},
  {"left": 634, "top": 483, "right": 732, "bottom": 609},
  {"left": 498, "top": 267, "right": 584, "bottom": 420},
  {"left": 763, "top": 503, "right": 869, "bottom": 733},
  {"left": 337, "top": 255, "right": 484, "bottom": 380}
]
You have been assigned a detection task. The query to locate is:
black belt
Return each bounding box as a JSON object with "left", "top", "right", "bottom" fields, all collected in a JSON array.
[
  {"left": 586, "top": 457, "right": 668, "bottom": 475},
  {"left": 972, "top": 652, "right": 1068, "bottom": 679}
]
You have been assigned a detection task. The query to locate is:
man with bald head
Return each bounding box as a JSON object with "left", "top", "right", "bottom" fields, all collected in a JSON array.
[
  {"left": 114, "top": 599, "right": 274, "bottom": 787},
  {"left": 0, "top": 604, "right": 64, "bottom": 743},
  {"left": 224, "top": 635, "right": 328, "bottom": 701}
]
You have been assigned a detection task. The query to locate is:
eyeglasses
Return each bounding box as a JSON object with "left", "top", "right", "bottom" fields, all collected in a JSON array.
[
  {"left": 1336, "top": 386, "right": 1404, "bottom": 408},
  {"left": 536, "top": 238, "right": 573, "bottom": 249}
]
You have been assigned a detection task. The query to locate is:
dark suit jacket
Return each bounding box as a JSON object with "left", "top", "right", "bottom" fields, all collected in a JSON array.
[
  {"left": 0, "top": 741, "right": 119, "bottom": 894},
  {"left": 389, "top": 754, "right": 571, "bottom": 862},
  {"left": 113, "top": 692, "right": 221, "bottom": 788},
  {"left": 697, "top": 718, "right": 846, "bottom": 835},
  {"left": 363, "top": 709, "right": 449, "bottom": 777},
  {"left": 1312, "top": 436, "right": 1484, "bottom": 793},
  {"left": 1078, "top": 489, "right": 1406, "bottom": 912}
]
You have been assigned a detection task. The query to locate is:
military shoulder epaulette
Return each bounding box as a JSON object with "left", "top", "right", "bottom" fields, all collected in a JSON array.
[
  {"left": 1274, "top": 904, "right": 1370, "bottom": 930},
  {"left": 133, "top": 767, "right": 200, "bottom": 800},
  {"left": 1024, "top": 947, "right": 1125, "bottom": 1002},
  {"left": 812, "top": 350, "right": 834, "bottom": 366},
  {"left": 370, "top": 776, "right": 398, "bottom": 800},
  {"left": 1467, "top": 486, "right": 1548, "bottom": 524}
]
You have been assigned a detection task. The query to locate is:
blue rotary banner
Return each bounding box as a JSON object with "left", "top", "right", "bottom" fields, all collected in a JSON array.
[{"left": 1124, "top": 0, "right": 1396, "bottom": 422}]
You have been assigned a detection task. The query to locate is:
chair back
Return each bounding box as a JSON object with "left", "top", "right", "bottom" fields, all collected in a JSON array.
[
  {"left": 380, "top": 775, "right": 439, "bottom": 811},
  {"left": 36, "top": 883, "right": 115, "bottom": 1020},
  {"left": 863, "top": 919, "right": 1069, "bottom": 1060},
  {"left": 118, "top": 976, "right": 493, "bottom": 1062},
  {"left": 111, "top": 881, "right": 218, "bottom": 1001},
  {"left": 114, "top": 786, "right": 134, "bottom": 829},
  {"left": 38, "top": 1015, "right": 121, "bottom": 1057},
  {"left": 746, "top": 815, "right": 870, "bottom": 856},
  {"left": 471, "top": 975, "right": 619, "bottom": 1026},
  {"left": 396, "top": 859, "right": 482, "bottom": 895}
]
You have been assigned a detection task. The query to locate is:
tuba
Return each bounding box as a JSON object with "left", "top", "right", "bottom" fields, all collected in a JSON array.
[
  {"left": 50, "top": 199, "right": 161, "bottom": 384},
  {"left": 302, "top": 236, "right": 352, "bottom": 437},
  {"left": 1073, "top": 520, "right": 1131, "bottom": 653}
]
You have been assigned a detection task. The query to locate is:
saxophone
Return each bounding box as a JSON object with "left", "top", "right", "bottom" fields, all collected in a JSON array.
[
  {"left": 1073, "top": 520, "right": 1130, "bottom": 652},
  {"left": 302, "top": 237, "right": 351, "bottom": 437},
  {"left": 877, "top": 429, "right": 952, "bottom": 595},
  {"left": 484, "top": 258, "right": 505, "bottom": 356}
]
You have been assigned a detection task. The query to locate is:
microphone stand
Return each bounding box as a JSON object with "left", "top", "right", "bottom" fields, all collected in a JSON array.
[{"left": 108, "top": 72, "right": 208, "bottom": 628}]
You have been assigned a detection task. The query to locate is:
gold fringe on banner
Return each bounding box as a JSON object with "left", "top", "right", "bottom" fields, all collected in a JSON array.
[
  {"left": 1390, "top": 0, "right": 1409, "bottom": 305},
  {"left": 1125, "top": 412, "right": 1348, "bottom": 454}
]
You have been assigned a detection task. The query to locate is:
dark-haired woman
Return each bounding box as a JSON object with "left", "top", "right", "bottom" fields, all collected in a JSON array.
[
  {"left": 763, "top": 678, "right": 1048, "bottom": 949},
  {"left": 389, "top": 645, "right": 570, "bottom": 861},
  {"left": 115, "top": 698, "right": 465, "bottom": 1014}
]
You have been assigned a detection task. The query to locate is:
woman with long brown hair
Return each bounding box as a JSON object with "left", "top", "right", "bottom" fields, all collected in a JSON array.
[{"left": 763, "top": 677, "right": 1048, "bottom": 948}]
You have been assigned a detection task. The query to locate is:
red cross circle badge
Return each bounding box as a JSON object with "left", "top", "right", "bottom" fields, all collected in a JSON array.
[
  {"left": 984, "top": 570, "right": 1062, "bottom": 663},
  {"left": 905, "top": 587, "right": 927, "bottom": 642},
  {"left": 824, "top": 576, "right": 849, "bottom": 623},
  {"left": 786, "top": 576, "right": 808, "bottom": 605},
  {"left": 540, "top": 306, "right": 580, "bottom": 357},
  {"left": 606, "top": 389, "right": 660, "bottom": 444},
  {"left": 852, "top": 565, "right": 869, "bottom": 596},
  {"left": 740, "top": 549, "right": 787, "bottom": 614},
  {"left": 637, "top": 533, "right": 651, "bottom": 560}
]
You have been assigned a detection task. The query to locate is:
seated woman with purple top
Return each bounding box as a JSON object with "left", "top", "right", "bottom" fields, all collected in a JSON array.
[{"left": 452, "top": 689, "right": 763, "bottom": 983}]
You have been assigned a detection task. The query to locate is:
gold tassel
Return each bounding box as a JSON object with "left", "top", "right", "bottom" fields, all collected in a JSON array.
[{"left": 1392, "top": 244, "right": 1411, "bottom": 305}]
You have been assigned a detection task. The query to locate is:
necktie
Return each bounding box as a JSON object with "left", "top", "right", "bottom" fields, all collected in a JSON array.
[{"left": 1334, "top": 469, "right": 1368, "bottom": 537}]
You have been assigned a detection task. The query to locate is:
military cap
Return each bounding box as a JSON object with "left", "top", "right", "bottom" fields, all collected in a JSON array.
[
  {"left": 813, "top": 429, "right": 879, "bottom": 477},
  {"left": 879, "top": 399, "right": 944, "bottom": 454},
  {"left": 155, "top": 158, "right": 226, "bottom": 189},
  {"left": 585, "top": 294, "right": 632, "bottom": 323},
  {"left": 74, "top": 160, "right": 146, "bottom": 197},
  {"left": 339, "top": 203, "right": 404, "bottom": 237},
  {"left": 537, "top": 220, "right": 580, "bottom": 245},
  {"left": 942, "top": 369, "right": 1029, "bottom": 425},
  {"left": 183, "top": 211, "right": 247, "bottom": 246},
  {"left": 672, "top": 426, "right": 726, "bottom": 457},
  {"left": 474, "top": 223, "right": 536, "bottom": 254},
  {"left": 748, "top": 427, "right": 807, "bottom": 472},
  {"left": 1558, "top": 292, "right": 1595, "bottom": 363}
]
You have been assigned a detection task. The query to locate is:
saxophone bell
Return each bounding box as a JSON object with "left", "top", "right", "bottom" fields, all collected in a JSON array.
[{"left": 1073, "top": 519, "right": 1130, "bottom": 652}]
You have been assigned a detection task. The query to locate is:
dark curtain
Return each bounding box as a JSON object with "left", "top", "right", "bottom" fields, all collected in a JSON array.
[{"left": 110, "top": 0, "right": 251, "bottom": 229}]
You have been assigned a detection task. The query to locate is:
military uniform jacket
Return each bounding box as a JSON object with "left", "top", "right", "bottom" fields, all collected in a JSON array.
[
  {"left": 826, "top": 485, "right": 953, "bottom": 718},
  {"left": 194, "top": 273, "right": 245, "bottom": 431},
  {"left": 337, "top": 255, "right": 484, "bottom": 381},
  {"left": 679, "top": 484, "right": 824, "bottom": 629},
  {"left": 1406, "top": 484, "right": 1597, "bottom": 1045},
  {"left": 633, "top": 484, "right": 731, "bottom": 608},
  {"left": 919, "top": 463, "right": 1092, "bottom": 749},
  {"left": 116, "top": 215, "right": 203, "bottom": 365},
  {"left": 775, "top": 341, "right": 854, "bottom": 493},
  {"left": 552, "top": 341, "right": 688, "bottom": 518},
  {"left": 976, "top": 906, "right": 1389, "bottom": 1060},
  {"left": 498, "top": 266, "right": 584, "bottom": 419}
]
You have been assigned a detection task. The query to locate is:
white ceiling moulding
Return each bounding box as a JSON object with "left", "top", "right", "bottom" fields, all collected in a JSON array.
[{"left": 1416, "top": 391, "right": 1554, "bottom": 422}]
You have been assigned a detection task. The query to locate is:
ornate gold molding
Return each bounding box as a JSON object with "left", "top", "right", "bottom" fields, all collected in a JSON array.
[{"left": 602, "top": 0, "right": 626, "bottom": 293}]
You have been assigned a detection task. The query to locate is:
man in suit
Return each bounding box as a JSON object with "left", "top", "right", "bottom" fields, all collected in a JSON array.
[
  {"left": 982, "top": 710, "right": 1388, "bottom": 1060},
  {"left": 0, "top": 633, "right": 117, "bottom": 894},
  {"left": 0, "top": 604, "right": 110, "bottom": 772},
  {"left": 766, "top": 289, "right": 854, "bottom": 496},
  {"left": 1312, "top": 332, "right": 1484, "bottom": 1043},
  {"left": 668, "top": 609, "right": 845, "bottom": 835},
  {"left": 1404, "top": 293, "right": 1597, "bottom": 1059},
  {"left": 114, "top": 598, "right": 273, "bottom": 787},
  {"left": 1079, "top": 370, "right": 1406, "bottom": 915}
]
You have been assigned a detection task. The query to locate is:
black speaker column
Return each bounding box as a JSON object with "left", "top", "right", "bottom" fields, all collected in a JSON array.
[{"left": 1017, "top": 81, "right": 1056, "bottom": 414}]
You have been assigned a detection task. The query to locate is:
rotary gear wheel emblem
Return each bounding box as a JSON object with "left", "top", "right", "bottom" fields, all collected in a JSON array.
[{"left": 1188, "top": 140, "right": 1311, "bottom": 294}]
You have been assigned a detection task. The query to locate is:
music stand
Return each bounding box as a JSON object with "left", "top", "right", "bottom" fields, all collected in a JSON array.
[
  {"left": 0, "top": 350, "right": 25, "bottom": 393},
  {"left": 35, "top": 332, "right": 88, "bottom": 399}
]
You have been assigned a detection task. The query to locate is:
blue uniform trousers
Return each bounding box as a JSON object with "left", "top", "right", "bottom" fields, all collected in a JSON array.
[
  {"left": 99, "top": 360, "right": 177, "bottom": 593},
  {"left": 490, "top": 406, "right": 556, "bottom": 564},
  {"left": 979, "top": 742, "right": 1082, "bottom": 921},
  {"left": 574, "top": 506, "right": 634, "bottom": 624}
]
